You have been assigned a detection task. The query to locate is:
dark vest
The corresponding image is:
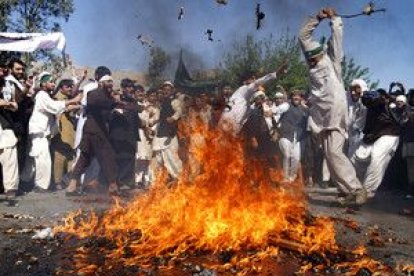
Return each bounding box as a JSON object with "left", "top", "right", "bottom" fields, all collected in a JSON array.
[
  {"left": 157, "top": 97, "right": 178, "bottom": 138},
  {"left": 279, "top": 105, "right": 308, "bottom": 142}
]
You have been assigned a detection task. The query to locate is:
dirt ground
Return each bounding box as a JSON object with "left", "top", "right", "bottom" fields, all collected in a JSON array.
[{"left": 0, "top": 187, "right": 413, "bottom": 276}]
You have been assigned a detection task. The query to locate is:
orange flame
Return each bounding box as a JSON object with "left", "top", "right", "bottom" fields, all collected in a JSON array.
[{"left": 55, "top": 116, "right": 339, "bottom": 273}]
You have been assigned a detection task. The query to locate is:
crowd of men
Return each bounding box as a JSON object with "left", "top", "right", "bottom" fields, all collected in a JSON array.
[{"left": 1, "top": 8, "right": 413, "bottom": 207}]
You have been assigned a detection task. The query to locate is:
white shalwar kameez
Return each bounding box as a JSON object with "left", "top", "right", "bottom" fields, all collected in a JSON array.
[
  {"left": 347, "top": 79, "right": 368, "bottom": 159},
  {"left": 299, "top": 16, "right": 362, "bottom": 194},
  {"left": 26, "top": 90, "right": 66, "bottom": 190},
  {"left": 152, "top": 98, "right": 183, "bottom": 179},
  {"left": 136, "top": 104, "right": 159, "bottom": 187},
  {"left": 0, "top": 125, "right": 19, "bottom": 192}
]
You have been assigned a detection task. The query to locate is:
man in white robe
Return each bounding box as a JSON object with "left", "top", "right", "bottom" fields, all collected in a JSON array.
[
  {"left": 299, "top": 7, "right": 366, "bottom": 205},
  {"left": 0, "top": 70, "right": 19, "bottom": 197},
  {"left": 347, "top": 79, "right": 368, "bottom": 160},
  {"left": 23, "top": 72, "right": 81, "bottom": 192},
  {"left": 136, "top": 91, "right": 159, "bottom": 187},
  {"left": 152, "top": 82, "right": 183, "bottom": 180}
]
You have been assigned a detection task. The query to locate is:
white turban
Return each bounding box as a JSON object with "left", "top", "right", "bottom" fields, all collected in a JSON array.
[
  {"left": 162, "top": 81, "right": 174, "bottom": 88},
  {"left": 274, "top": 92, "right": 284, "bottom": 98},
  {"left": 396, "top": 95, "right": 407, "bottom": 104},
  {"left": 99, "top": 75, "right": 113, "bottom": 82},
  {"left": 351, "top": 79, "right": 369, "bottom": 93},
  {"left": 252, "top": 90, "right": 266, "bottom": 100}
]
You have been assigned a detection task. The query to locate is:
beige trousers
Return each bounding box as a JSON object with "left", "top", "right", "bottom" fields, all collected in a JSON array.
[{"left": 322, "top": 130, "right": 362, "bottom": 194}]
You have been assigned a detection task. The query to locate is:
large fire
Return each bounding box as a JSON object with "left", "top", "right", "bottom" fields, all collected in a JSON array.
[{"left": 54, "top": 117, "right": 393, "bottom": 275}]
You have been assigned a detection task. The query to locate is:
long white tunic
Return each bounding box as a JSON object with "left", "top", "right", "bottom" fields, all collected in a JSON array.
[
  {"left": 74, "top": 81, "right": 98, "bottom": 149},
  {"left": 348, "top": 98, "right": 367, "bottom": 135},
  {"left": 28, "top": 90, "right": 66, "bottom": 157},
  {"left": 219, "top": 72, "right": 277, "bottom": 134},
  {"left": 0, "top": 126, "right": 17, "bottom": 149},
  {"left": 28, "top": 90, "right": 66, "bottom": 136},
  {"left": 299, "top": 16, "right": 348, "bottom": 136},
  {"left": 137, "top": 105, "right": 159, "bottom": 160}
]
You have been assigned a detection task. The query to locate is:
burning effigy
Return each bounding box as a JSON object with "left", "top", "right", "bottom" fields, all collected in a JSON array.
[{"left": 53, "top": 118, "right": 398, "bottom": 275}]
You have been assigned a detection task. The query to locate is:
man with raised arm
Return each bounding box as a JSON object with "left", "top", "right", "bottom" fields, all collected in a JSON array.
[
  {"left": 299, "top": 7, "right": 366, "bottom": 205},
  {"left": 219, "top": 64, "right": 287, "bottom": 135}
]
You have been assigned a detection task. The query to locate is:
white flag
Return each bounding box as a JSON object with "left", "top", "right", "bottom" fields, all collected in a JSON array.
[{"left": 0, "top": 32, "right": 66, "bottom": 52}]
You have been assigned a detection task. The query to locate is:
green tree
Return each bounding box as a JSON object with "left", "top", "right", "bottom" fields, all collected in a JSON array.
[
  {"left": 218, "top": 33, "right": 379, "bottom": 96},
  {"left": 0, "top": 0, "right": 14, "bottom": 31},
  {"left": 148, "top": 46, "right": 171, "bottom": 88},
  {"left": 342, "top": 56, "right": 379, "bottom": 90},
  {"left": 0, "top": 0, "right": 17, "bottom": 63},
  {"left": 8, "top": 0, "right": 74, "bottom": 33},
  {"left": 218, "top": 32, "right": 308, "bottom": 97}
]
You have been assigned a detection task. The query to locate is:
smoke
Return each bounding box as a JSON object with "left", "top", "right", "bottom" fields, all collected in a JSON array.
[
  {"left": 65, "top": 0, "right": 414, "bottom": 87},
  {"left": 70, "top": 0, "right": 362, "bottom": 71}
]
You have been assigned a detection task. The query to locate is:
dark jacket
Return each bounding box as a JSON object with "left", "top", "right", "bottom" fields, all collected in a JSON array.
[
  {"left": 10, "top": 94, "right": 34, "bottom": 137},
  {"left": 362, "top": 95, "right": 400, "bottom": 144},
  {"left": 279, "top": 104, "right": 308, "bottom": 142},
  {"left": 242, "top": 106, "right": 275, "bottom": 157},
  {"left": 109, "top": 94, "right": 141, "bottom": 146},
  {"left": 157, "top": 97, "right": 178, "bottom": 138},
  {"left": 401, "top": 106, "right": 414, "bottom": 143},
  {"left": 84, "top": 88, "right": 116, "bottom": 137}
]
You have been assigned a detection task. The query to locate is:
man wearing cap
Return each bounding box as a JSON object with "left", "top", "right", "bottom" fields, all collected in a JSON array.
[
  {"left": 67, "top": 72, "right": 122, "bottom": 195},
  {"left": 271, "top": 90, "right": 289, "bottom": 125},
  {"left": 278, "top": 91, "right": 308, "bottom": 183},
  {"left": 299, "top": 7, "right": 366, "bottom": 205},
  {"left": 73, "top": 67, "right": 110, "bottom": 189},
  {"left": 219, "top": 65, "right": 287, "bottom": 135},
  {"left": 23, "top": 72, "right": 81, "bottom": 192},
  {"left": 347, "top": 79, "right": 368, "bottom": 160},
  {"left": 152, "top": 81, "right": 183, "bottom": 180},
  {"left": 242, "top": 89, "right": 277, "bottom": 171}
]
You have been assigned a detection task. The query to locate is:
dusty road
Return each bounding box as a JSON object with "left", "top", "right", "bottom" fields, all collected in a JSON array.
[{"left": 0, "top": 188, "right": 413, "bottom": 275}]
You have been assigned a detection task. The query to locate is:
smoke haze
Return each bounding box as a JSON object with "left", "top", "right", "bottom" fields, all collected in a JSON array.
[{"left": 62, "top": 0, "right": 414, "bottom": 87}]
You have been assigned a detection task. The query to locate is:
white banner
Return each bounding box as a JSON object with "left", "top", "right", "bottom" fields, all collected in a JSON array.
[{"left": 0, "top": 32, "right": 66, "bottom": 52}]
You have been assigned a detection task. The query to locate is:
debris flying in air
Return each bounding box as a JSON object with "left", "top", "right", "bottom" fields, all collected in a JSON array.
[
  {"left": 137, "top": 34, "right": 154, "bottom": 48},
  {"left": 205, "top": 29, "right": 214, "bottom": 41},
  {"left": 256, "top": 3, "right": 265, "bottom": 30},
  {"left": 178, "top": 6, "right": 184, "bottom": 20},
  {"left": 216, "top": 0, "right": 228, "bottom": 5}
]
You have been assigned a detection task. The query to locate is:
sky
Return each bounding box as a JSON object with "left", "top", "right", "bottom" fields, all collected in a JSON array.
[{"left": 61, "top": 0, "right": 414, "bottom": 88}]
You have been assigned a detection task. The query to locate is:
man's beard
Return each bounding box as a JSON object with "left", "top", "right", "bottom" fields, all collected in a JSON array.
[
  {"left": 103, "top": 86, "right": 113, "bottom": 94},
  {"left": 12, "top": 72, "right": 23, "bottom": 80}
]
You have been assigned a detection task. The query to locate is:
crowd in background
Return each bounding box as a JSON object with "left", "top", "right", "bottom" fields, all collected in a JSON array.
[{"left": 0, "top": 57, "right": 414, "bottom": 206}]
